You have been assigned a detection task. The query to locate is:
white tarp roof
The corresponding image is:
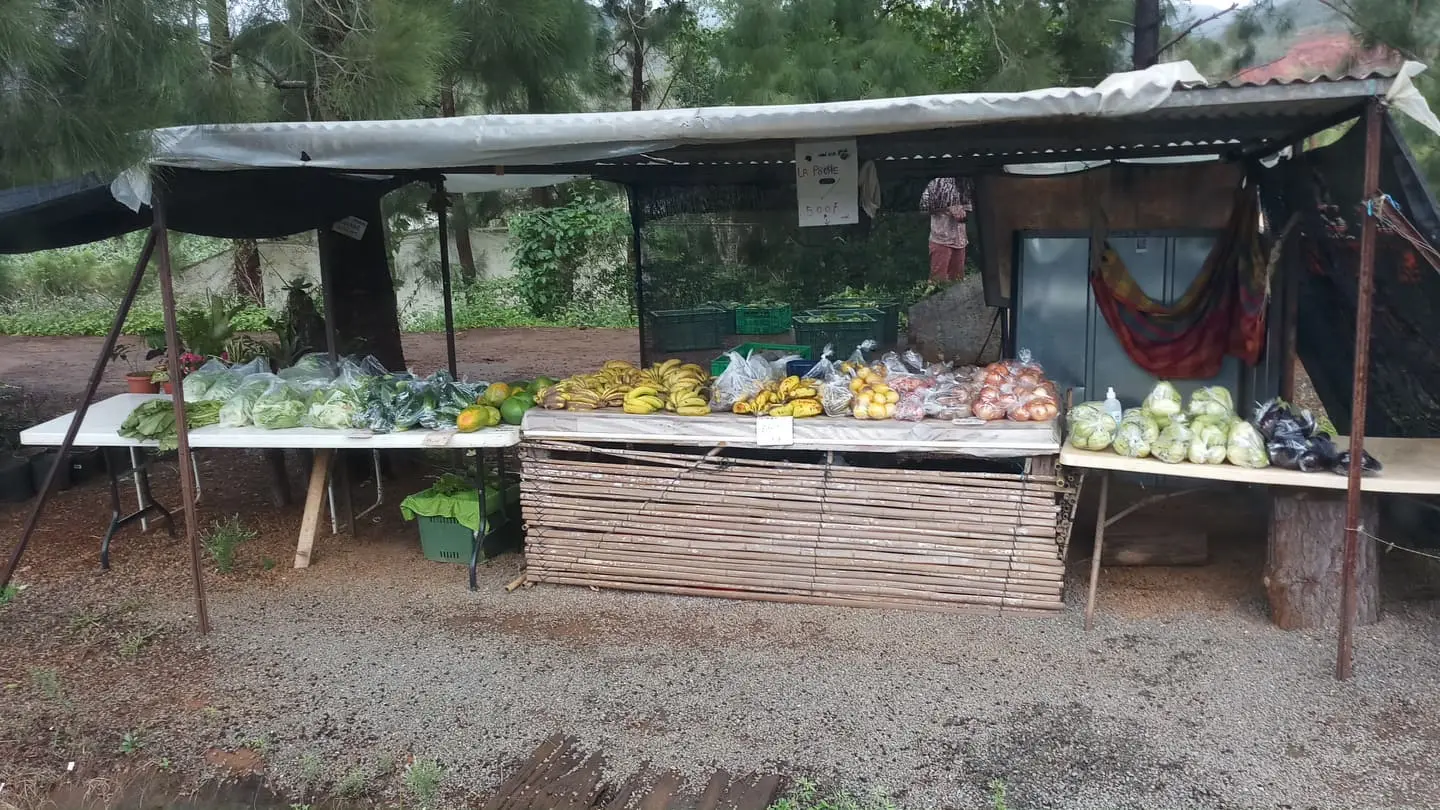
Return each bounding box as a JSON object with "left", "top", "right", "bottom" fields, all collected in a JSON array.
[{"left": 113, "top": 60, "right": 1440, "bottom": 207}]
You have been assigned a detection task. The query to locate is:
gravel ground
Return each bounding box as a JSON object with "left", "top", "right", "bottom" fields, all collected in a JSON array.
[{"left": 191, "top": 542, "right": 1440, "bottom": 810}]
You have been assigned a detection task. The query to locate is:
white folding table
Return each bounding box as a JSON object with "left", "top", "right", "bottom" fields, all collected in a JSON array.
[{"left": 22, "top": 394, "right": 521, "bottom": 584}]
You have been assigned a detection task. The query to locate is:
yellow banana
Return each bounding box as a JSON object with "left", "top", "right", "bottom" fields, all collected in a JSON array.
[
  {"left": 623, "top": 400, "right": 657, "bottom": 414},
  {"left": 792, "top": 398, "right": 822, "bottom": 417},
  {"left": 626, "top": 385, "right": 660, "bottom": 400},
  {"left": 639, "top": 395, "right": 664, "bottom": 410},
  {"left": 767, "top": 403, "right": 795, "bottom": 417},
  {"left": 790, "top": 386, "right": 819, "bottom": 400},
  {"left": 677, "top": 404, "right": 711, "bottom": 416},
  {"left": 733, "top": 400, "right": 753, "bottom": 414}
]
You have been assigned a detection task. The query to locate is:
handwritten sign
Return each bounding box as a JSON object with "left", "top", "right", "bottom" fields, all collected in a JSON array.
[
  {"left": 756, "top": 415, "right": 795, "bottom": 446},
  {"left": 795, "top": 139, "right": 858, "bottom": 227},
  {"left": 332, "top": 216, "right": 368, "bottom": 240}
]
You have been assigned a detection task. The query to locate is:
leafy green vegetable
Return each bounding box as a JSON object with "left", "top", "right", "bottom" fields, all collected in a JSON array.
[
  {"left": 1142, "top": 381, "right": 1183, "bottom": 425},
  {"left": 1187, "top": 416, "right": 1229, "bottom": 464},
  {"left": 252, "top": 381, "right": 307, "bottom": 429},
  {"left": 218, "top": 373, "right": 277, "bottom": 427},
  {"left": 304, "top": 386, "right": 359, "bottom": 429},
  {"left": 1226, "top": 419, "right": 1270, "bottom": 469},
  {"left": 1187, "top": 386, "right": 1235, "bottom": 421},
  {"left": 118, "top": 399, "right": 221, "bottom": 450},
  {"left": 1153, "top": 415, "right": 1192, "bottom": 464},
  {"left": 1066, "top": 402, "right": 1118, "bottom": 451}
]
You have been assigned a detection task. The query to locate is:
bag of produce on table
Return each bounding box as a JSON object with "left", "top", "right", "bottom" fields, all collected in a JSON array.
[
  {"left": 536, "top": 360, "right": 711, "bottom": 416},
  {"left": 119, "top": 399, "right": 222, "bottom": 450},
  {"left": 1111, "top": 409, "right": 1160, "bottom": 458},
  {"left": 304, "top": 385, "right": 360, "bottom": 430},
  {"left": 181, "top": 358, "right": 231, "bottom": 403},
  {"left": 1152, "top": 414, "right": 1193, "bottom": 464},
  {"left": 278, "top": 352, "right": 336, "bottom": 387},
  {"left": 1066, "top": 402, "right": 1119, "bottom": 451},
  {"left": 1187, "top": 385, "right": 1235, "bottom": 420},
  {"left": 252, "top": 378, "right": 308, "bottom": 429},
  {"left": 218, "top": 372, "right": 280, "bottom": 427},
  {"left": 1252, "top": 398, "right": 1377, "bottom": 473},
  {"left": 1187, "top": 414, "right": 1229, "bottom": 465},
  {"left": 1142, "top": 381, "right": 1183, "bottom": 426},
  {"left": 1226, "top": 418, "right": 1271, "bottom": 469}
]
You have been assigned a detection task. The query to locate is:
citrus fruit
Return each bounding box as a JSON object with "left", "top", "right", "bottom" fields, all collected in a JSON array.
[{"left": 500, "top": 397, "right": 531, "bottom": 426}]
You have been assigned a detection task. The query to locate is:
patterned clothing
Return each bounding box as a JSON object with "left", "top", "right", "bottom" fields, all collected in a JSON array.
[{"left": 921, "top": 177, "right": 975, "bottom": 248}]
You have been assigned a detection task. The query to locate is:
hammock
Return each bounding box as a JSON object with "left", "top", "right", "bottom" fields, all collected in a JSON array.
[{"left": 1089, "top": 185, "right": 1272, "bottom": 379}]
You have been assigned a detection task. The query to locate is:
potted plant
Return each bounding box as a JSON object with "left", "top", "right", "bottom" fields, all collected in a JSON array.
[
  {"left": 150, "top": 362, "right": 172, "bottom": 395},
  {"left": 111, "top": 345, "right": 158, "bottom": 394}
]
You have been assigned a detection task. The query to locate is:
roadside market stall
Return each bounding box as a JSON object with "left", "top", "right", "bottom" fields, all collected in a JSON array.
[{"left": 4, "top": 60, "right": 1440, "bottom": 682}]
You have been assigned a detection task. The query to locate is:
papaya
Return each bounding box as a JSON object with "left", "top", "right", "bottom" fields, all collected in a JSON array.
[
  {"left": 482, "top": 382, "right": 511, "bottom": 406},
  {"left": 455, "top": 405, "right": 487, "bottom": 433}
]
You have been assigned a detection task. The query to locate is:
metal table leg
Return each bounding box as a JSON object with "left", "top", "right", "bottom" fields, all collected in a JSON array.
[
  {"left": 1084, "top": 472, "right": 1110, "bottom": 631},
  {"left": 471, "top": 448, "right": 488, "bottom": 591},
  {"left": 100, "top": 448, "right": 176, "bottom": 570},
  {"left": 356, "top": 450, "right": 385, "bottom": 520}
]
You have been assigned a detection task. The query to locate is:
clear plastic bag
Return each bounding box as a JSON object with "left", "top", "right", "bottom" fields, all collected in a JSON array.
[
  {"left": 1187, "top": 386, "right": 1236, "bottom": 420},
  {"left": 1141, "top": 380, "right": 1184, "bottom": 426},
  {"left": 252, "top": 379, "right": 308, "bottom": 429},
  {"left": 304, "top": 384, "right": 360, "bottom": 429},
  {"left": 711, "top": 350, "right": 774, "bottom": 411},
  {"left": 925, "top": 378, "right": 974, "bottom": 419},
  {"left": 182, "top": 358, "right": 231, "bottom": 403},
  {"left": 278, "top": 352, "right": 336, "bottom": 387},
  {"left": 218, "top": 373, "right": 279, "bottom": 427},
  {"left": 1066, "top": 402, "right": 1118, "bottom": 450},
  {"left": 1152, "top": 414, "right": 1192, "bottom": 463},
  {"left": 1111, "top": 409, "right": 1159, "bottom": 458},
  {"left": 1187, "top": 415, "right": 1229, "bottom": 464},
  {"left": 1226, "top": 419, "right": 1270, "bottom": 469},
  {"left": 894, "top": 391, "right": 927, "bottom": 422}
]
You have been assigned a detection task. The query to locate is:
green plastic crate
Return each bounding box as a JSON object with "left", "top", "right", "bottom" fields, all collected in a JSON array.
[
  {"left": 818, "top": 297, "right": 900, "bottom": 346},
  {"left": 792, "top": 313, "right": 877, "bottom": 360},
  {"left": 734, "top": 303, "right": 792, "bottom": 335},
  {"left": 649, "top": 308, "right": 727, "bottom": 352},
  {"left": 806, "top": 306, "right": 887, "bottom": 348},
  {"left": 710, "top": 342, "right": 812, "bottom": 377},
  {"left": 413, "top": 486, "right": 519, "bottom": 564},
  {"left": 702, "top": 301, "right": 739, "bottom": 334}
]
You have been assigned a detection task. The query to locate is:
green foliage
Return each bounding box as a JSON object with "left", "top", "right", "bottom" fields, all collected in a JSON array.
[
  {"left": 202, "top": 515, "right": 258, "bottom": 574},
  {"left": 405, "top": 758, "right": 443, "bottom": 810},
  {"left": 767, "top": 779, "right": 899, "bottom": 810},
  {"left": 508, "top": 191, "right": 632, "bottom": 319},
  {"left": 118, "top": 730, "right": 146, "bottom": 755},
  {"left": 405, "top": 278, "right": 635, "bottom": 331},
  {"left": 0, "top": 582, "right": 18, "bottom": 608}
]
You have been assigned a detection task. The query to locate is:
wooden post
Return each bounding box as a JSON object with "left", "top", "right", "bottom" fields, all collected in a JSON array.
[
  {"left": 1267, "top": 491, "right": 1379, "bottom": 631},
  {"left": 294, "top": 449, "right": 333, "bottom": 569},
  {"left": 1084, "top": 473, "right": 1109, "bottom": 631},
  {"left": 1337, "top": 99, "right": 1384, "bottom": 680}
]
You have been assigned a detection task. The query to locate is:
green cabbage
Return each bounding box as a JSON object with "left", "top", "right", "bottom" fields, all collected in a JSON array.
[
  {"left": 1187, "top": 386, "right": 1235, "bottom": 420},
  {"left": 218, "top": 373, "right": 278, "bottom": 427},
  {"left": 252, "top": 381, "right": 307, "bottom": 429},
  {"left": 304, "top": 386, "right": 359, "bottom": 429},
  {"left": 1187, "top": 416, "right": 1229, "bottom": 464},
  {"left": 1067, "top": 402, "right": 1119, "bottom": 451},
  {"left": 1112, "top": 410, "right": 1160, "bottom": 458},
  {"left": 1152, "top": 415, "right": 1192, "bottom": 464},
  {"left": 1142, "top": 381, "right": 1184, "bottom": 425},
  {"left": 1226, "top": 419, "right": 1270, "bottom": 468}
]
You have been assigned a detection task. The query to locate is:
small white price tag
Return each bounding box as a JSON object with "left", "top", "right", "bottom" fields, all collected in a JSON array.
[
  {"left": 755, "top": 416, "right": 794, "bottom": 446},
  {"left": 422, "top": 432, "right": 453, "bottom": 448},
  {"left": 345, "top": 429, "right": 375, "bottom": 440},
  {"left": 331, "top": 216, "right": 368, "bottom": 240}
]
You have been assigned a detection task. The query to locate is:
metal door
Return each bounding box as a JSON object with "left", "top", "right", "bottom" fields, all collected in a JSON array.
[{"left": 1013, "top": 237, "right": 1091, "bottom": 399}]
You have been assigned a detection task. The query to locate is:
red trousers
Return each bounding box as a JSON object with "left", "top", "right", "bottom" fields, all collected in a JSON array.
[{"left": 929, "top": 242, "right": 966, "bottom": 282}]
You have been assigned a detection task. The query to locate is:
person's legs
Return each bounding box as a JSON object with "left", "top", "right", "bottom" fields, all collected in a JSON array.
[
  {"left": 948, "top": 244, "right": 967, "bottom": 281},
  {"left": 928, "top": 241, "right": 950, "bottom": 283}
]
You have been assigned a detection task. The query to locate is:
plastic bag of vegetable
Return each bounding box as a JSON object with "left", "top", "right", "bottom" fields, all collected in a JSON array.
[
  {"left": 1187, "top": 386, "right": 1235, "bottom": 420},
  {"left": 1112, "top": 410, "right": 1159, "bottom": 458},
  {"left": 1226, "top": 419, "right": 1270, "bottom": 468},
  {"left": 1152, "top": 415, "right": 1192, "bottom": 463},
  {"left": 1067, "top": 402, "right": 1119, "bottom": 451},
  {"left": 251, "top": 378, "right": 308, "bottom": 429},
  {"left": 1187, "top": 415, "right": 1229, "bottom": 464},
  {"left": 1142, "top": 381, "right": 1184, "bottom": 425},
  {"left": 278, "top": 352, "right": 336, "bottom": 387},
  {"left": 181, "top": 359, "right": 229, "bottom": 403},
  {"left": 711, "top": 350, "right": 775, "bottom": 411},
  {"left": 303, "top": 384, "right": 360, "bottom": 429},
  {"left": 218, "top": 373, "right": 278, "bottom": 427}
]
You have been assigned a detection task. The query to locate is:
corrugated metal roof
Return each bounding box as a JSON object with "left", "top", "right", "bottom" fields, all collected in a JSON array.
[{"left": 1205, "top": 66, "right": 1401, "bottom": 89}]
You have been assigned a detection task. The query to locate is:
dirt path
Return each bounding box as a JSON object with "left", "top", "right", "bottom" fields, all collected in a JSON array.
[{"left": 0, "top": 328, "right": 640, "bottom": 413}]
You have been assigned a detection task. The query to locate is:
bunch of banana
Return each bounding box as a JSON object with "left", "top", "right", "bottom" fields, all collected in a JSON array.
[
  {"left": 622, "top": 385, "right": 666, "bottom": 414},
  {"left": 732, "top": 375, "right": 823, "bottom": 417}
]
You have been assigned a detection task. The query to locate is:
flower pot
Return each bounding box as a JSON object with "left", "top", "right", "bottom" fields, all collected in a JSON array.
[
  {"left": 126, "top": 373, "right": 159, "bottom": 394},
  {"left": 29, "top": 449, "right": 72, "bottom": 493},
  {"left": 0, "top": 453, "right": 35, "bottom": 503},
  {"left": 162, "top": 381, "right": 174, "bottom": 395}
]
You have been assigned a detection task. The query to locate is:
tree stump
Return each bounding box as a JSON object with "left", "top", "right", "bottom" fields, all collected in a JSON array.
[{"left": 1265, "top": 491, "right": 1379, "bottom": 630}]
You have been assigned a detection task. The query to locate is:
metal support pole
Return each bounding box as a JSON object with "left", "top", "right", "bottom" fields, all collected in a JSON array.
[
  {"left": 627, "top": 185, "right": 648, "bottom": 366},
  {"left": 1337, "top": 99, "right": 1384, "bottom": 681},
  {"left": 317, "top": 216, "right": 352, "bottom": 534},
  {"left": 154, "top": 203, "right": 211, "bottom": 635},
  {"left": 0, "top": 230, "right": 156, "bottom": 591},
  {"left": 433, "top": 181, "right": 458, "bottom": 378}
]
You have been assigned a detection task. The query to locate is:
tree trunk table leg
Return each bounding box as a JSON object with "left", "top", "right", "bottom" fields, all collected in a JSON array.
[{"left": 1266, "top": 490, "right": 1380, "bottom": 630}]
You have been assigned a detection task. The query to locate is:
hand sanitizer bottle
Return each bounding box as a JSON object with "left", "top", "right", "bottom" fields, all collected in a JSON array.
[{"left": 1103, "top": 387, "right": 1123, "bottom": 421}]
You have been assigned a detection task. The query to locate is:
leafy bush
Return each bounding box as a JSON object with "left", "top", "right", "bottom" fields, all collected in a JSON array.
[
  {"left": 202, "top": 515, "right": 258, "bottom": 573},
  {"left": 508, "top": 191, "right": 631, "bottom": 319},
  {"left": 403, "top": 278, "right": 635, "bottom": 332},
  {"left": 0, "top": 296, "right": 272, "bottom": 338}
]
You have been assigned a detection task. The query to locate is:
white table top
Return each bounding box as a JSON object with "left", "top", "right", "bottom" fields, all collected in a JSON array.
[
  {"left": 20, "top": 394, "right": 521, "bottom": 450},
  {"left": 521, "top": 408, "right": 1060, "bottom": 457},
  {"left": 1060, "top": 436, "right": 1440, "bottom": 495}
]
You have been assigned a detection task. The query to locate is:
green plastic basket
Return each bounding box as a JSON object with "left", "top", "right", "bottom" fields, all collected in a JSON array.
[
  {"left": 734, "top": 303, "right": 792, "bottom": 335},
  {"left": 710, "top": 342, "right": 812, "bottom": 377},
  {"left": 649, "top": 308, "right": 727, "bottom": 352},
  {"left": 702, "top": 301, "right": 739, "bottom": 334},
  {"left": 818, "top": 298, "right": 900, "bottom": 346},
  {"left": 413, "top": 486, "right": 519, "bottom": 564},
  {"left": 792, "top": 313, "right": 877, "bottom": 360}
]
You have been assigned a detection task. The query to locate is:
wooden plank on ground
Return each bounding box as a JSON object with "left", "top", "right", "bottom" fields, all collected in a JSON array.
[
  {"left": 482, "top": 735, "right": 568, "bottom": 810},
  {"left": 726, "top": 774, "right": 783, "bottom": 810},
  {"left": 637, "top": 771, "right": 682, "bottom": 810},
  {"left": 293, "top": 448, "right": 332, "bottom": 568}
]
